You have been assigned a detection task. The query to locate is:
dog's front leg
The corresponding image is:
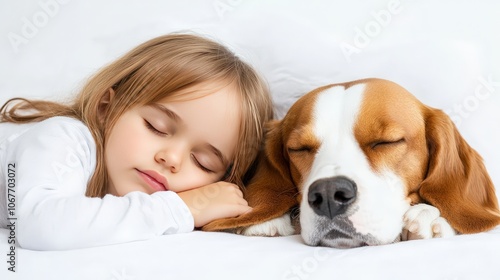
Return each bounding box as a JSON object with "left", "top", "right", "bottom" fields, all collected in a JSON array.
[{"left": 237, "top": 213, "right": 296, "bottom": 236}]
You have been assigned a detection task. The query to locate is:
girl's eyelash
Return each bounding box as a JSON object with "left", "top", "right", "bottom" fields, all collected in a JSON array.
[
  {"left": 191, "top": 154, "right": 214, "bottom": 173},
  {"left": 144, "top": 119, "right": 166, "bottom": 136}
]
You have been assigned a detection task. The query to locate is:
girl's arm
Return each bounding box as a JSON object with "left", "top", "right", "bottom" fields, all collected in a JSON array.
[{"left": 5, "top": 117, "right": 194, "bottom": 250}]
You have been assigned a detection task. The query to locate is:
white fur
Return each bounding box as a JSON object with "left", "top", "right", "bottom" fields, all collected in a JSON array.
[
  {"left": 300, "top": 84, "right": 411, "bottom": 245},
  {"left": 238, "top": 214, "right": 295, "bottom": 236},
  {"left": 401, "top": 203, "right": 456, "bottom": 240}
]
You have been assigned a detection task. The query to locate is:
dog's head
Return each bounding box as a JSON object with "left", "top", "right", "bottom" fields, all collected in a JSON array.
[{"left": 265, "top": 78, "right": 499, "bottom": 248}]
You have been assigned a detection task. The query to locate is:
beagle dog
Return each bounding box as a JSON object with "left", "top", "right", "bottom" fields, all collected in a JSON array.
[{"left": 203, "top": 78, "right": 500, "bottom": 248}]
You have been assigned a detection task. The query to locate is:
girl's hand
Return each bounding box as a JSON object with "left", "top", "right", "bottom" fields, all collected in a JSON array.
[{"left": 177, "top": 182, "right": 252, "bottom": 228}]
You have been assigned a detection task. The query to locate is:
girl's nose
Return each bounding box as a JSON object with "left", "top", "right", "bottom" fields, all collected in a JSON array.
[{"left": 155, "top": 143, "right": 185, "bottom": 173}]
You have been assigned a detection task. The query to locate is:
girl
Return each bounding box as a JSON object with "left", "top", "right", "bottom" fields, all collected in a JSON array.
[{"left": 0, "top": 33, "right": 274, "bottom": 250}]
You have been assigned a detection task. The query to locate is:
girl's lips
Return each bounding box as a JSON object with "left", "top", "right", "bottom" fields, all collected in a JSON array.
[{"left": 136, "top": 169, "right": 168, "bottom": 192}]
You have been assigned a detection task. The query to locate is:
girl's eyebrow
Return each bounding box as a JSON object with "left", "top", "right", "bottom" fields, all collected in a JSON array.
[
  {"left": 148, "top": 103, "right": 230, "bottom": 168},
  {"left": 149, "top": 103, "right": 182, "bottom": 123}
]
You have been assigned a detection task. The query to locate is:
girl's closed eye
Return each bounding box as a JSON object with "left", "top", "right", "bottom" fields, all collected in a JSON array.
[
  {"left": 191, "top": 153, "right": 215, "bottom": 173},
  {"left": 144, "top": 119, "right": 167, "bottom": 136}
]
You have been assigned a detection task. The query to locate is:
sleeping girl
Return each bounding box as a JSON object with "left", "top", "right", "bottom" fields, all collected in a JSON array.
[{"left": 0, "top": 33, "right": 273, "bottom": 250}]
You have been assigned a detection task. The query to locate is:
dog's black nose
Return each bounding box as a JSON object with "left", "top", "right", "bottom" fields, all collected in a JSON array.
[{"left": 308, "top": 176, "right": 357, "bottom": 219}]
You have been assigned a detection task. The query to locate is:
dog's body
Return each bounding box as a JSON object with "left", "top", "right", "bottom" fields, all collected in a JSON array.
[{"left": 203, "top": 78, "right": 500, "bottom": 248}]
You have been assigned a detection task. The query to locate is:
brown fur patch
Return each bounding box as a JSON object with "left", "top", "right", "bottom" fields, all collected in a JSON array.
[{"left": 354, "top": 79, "right": 428, "bottom": 197}]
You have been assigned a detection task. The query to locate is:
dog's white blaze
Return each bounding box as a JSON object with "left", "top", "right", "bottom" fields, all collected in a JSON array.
[{"left": 300, "top": 84, "right": 410, "bottom": 245}]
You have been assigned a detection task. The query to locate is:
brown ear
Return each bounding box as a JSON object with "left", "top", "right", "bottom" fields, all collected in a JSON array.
[
  {"left": 419, "top": 108, "right": 500, "bottom": 233},
  {"left": 97, "top": 88, "right": 116, "bottom": 124},
  {"left": 202, "top": 120, "right": 299, "bottom": 232}
]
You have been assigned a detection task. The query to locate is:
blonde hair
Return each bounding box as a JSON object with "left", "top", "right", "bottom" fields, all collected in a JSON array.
[{"left": 0, "top": 33, "right": 274, "bottom": 197}]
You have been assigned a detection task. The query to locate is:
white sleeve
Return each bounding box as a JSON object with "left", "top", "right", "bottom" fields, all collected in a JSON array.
[{"left": 5, "top": 117, "right": 194, "bottom": 250}]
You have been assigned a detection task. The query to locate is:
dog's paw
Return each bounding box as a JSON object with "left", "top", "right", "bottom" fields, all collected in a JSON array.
[
  {"left": 237, "top": 214, "right": 296, "bottom": 237},
  {"left": 401, "top": 203, "right": 456, "bottom": 241}
]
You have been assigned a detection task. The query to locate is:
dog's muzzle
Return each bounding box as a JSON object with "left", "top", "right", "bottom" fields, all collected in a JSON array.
[{"left": 305, "top": 176, "right": 374, "bottom": 248}]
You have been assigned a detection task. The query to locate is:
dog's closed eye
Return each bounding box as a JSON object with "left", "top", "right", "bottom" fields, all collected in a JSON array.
[
  {"left": 370, "top": 138, "right": 405, "bottom": 150},
  {"left": 287, "top": 146, "right": 314, "bottom": 153}
]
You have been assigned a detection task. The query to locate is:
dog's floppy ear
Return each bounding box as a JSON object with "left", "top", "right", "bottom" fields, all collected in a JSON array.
[
  {"left": 418, "top": 108, "right": 500, "bottom": 233},
  {"left": 202, "top": 120, "right": 299, "bottom": 232}
]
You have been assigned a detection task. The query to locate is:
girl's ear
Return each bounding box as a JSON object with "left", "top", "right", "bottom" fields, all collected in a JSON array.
[
  {"left": 97, "top": 88, "right": 116, "bottom": 123},
  {"left": 419, "top": 108, "right": 500, "bottom": 233}
]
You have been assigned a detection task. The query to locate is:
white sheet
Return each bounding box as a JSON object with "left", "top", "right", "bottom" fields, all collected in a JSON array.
[
  {"left": 1, "top": 0, "right": 500, "bottom": 279},
  {"left": 1, "top": 228, "right": 500, "bottom": 279}
]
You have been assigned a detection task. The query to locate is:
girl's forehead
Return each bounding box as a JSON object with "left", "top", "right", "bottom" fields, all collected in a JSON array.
[{"left": 153, "top": 79, "right": 239, "bottom": 103}]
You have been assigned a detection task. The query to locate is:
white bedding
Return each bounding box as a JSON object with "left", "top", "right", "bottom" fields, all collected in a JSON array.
[
  {"left": 1, "top": 0, "right": 500, "bottom": 279},
  {"left": 1, "top": 227, "right": 500, "bottom": 279}
]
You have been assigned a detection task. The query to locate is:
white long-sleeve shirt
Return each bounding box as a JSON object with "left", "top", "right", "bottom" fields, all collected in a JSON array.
[{"left": 0, "top": 116, "right": 194, "bottom": 250}]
